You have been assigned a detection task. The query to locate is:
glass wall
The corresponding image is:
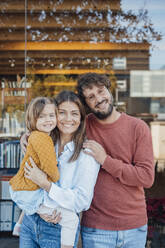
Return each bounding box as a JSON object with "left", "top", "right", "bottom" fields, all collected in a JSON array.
[
  {"left": 0, "top": 0, "right": 164, "bottom": 136},
  {"left": 0, "top": 0, "right": 165, "bottom": 244}
]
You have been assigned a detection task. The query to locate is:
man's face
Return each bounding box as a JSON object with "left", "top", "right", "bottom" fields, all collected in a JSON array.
[{"left": 83, "top": 84, "right": 113, "bottom": 120}]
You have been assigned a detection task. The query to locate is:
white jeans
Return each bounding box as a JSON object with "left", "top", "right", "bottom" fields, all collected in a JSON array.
[{"left": 38, "top": 205, "right": 79, "bottom": 246}]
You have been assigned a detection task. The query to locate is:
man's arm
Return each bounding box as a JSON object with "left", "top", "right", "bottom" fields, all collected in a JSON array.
[
  {"left": 83, "top": 123, "right": 155, "bottom": 188},
  {"left": 20, "top": 132, "right": 30, "bottom": 155}
]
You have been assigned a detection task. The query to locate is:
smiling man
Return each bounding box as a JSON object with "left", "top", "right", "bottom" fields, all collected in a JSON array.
[{"left": 77, "top": 73, "right": 155, "bottom": 248}]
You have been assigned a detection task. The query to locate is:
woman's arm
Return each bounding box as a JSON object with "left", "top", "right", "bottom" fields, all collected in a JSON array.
[
  {"left": 24, "top": 157, "right": 51, "bottom": 192},
  {"left": 24, "top": 154, "right": 100, "bottom": 213}
]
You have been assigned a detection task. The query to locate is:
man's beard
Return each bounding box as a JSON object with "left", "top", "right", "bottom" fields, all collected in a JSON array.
[{"left": 90, "top": 102, "right": 114, "bottom": 120}]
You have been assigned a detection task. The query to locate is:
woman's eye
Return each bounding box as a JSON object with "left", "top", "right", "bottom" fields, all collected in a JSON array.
[{"left": 89, "top": 96, "right": 94, "bottom": 100}]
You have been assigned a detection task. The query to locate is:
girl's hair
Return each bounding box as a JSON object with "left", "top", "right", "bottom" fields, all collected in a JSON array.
[
  {"left": 53, "top": 90, "right": 86, "bottom": 162},
  {"left": 25, "top": 96, "right": 57, "bottom": 135}
]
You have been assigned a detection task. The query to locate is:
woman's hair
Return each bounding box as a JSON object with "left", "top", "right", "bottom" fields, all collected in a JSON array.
[
  {"left": 25, "top": 96, "right": 57, "bottom": 135},
  {"left": 53, "top": 90, "right": 86, "bottom": 162}
]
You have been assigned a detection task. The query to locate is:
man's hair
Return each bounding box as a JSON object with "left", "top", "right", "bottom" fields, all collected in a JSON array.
[{"left": 77, "top": 73, "right": 111, "bottom": 105}]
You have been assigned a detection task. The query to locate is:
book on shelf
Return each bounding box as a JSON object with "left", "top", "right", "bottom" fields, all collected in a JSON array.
[
  {"left": 0, "top": 140, "right": 23, "bottom": 169},
  {"left": 0, "top": 201, "right": 21, "bottom": 231},
  {"left": 0, "top": 181, "right": 11, "bottom": 199},
  {"left": 0, "top": 179, "right": 21, "bottom": 232},
  {"left": 0, "top": 201, "right": 13, "bottom": 222}
]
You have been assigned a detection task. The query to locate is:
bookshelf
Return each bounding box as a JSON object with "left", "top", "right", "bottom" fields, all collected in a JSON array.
[
  {"left": 0, "top": 177, "right": 21, "bottom": 232},
  {"left": 0, "top": 77, "right": 28, "bottom": 233},
  {"left": 0, "top": 137, "right": 23, "bottom": 232}
]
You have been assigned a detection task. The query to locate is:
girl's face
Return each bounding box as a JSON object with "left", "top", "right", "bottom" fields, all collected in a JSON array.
[
  {"left": 57, "top": 101, "right": 81, "bottom": 138},
  {"left": 36, "top": 104, "right": 57, "bottom": 134}
]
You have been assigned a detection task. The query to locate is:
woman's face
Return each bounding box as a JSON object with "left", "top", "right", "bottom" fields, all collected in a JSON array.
[{"left": 57, "top": 101, "right": 81, "bottom": 138}]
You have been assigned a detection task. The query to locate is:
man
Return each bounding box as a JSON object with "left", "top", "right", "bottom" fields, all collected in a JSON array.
[{"left": 77, "top": 72, "right": 155, "bottom": 248}]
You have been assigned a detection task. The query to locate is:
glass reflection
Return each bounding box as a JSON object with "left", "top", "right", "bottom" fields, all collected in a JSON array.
[{"left": 0, "top": 0, "right": 164, "bottom": 137}]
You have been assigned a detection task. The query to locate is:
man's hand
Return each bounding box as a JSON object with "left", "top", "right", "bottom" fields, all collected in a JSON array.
[
  {"left": 24, "top": 157, "right": 51, "bottom": 192},
  {"left": 20, "top": 132, "right": 30, "bottom": 155},
  {"left": 39, "top": 210, "right": 62, "bottom": 224},
  {"left": 83, "top": 140, "right": 107, "bottom": 165}
]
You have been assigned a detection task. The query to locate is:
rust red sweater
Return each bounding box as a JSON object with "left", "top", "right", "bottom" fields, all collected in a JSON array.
[{"left": 81, "top": 112, "right": 155, "bottom": 230}]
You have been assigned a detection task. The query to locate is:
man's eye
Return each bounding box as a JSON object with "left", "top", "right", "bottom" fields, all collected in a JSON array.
[{"left": 50, "top": 114, "right": 55, "bottom": 117}]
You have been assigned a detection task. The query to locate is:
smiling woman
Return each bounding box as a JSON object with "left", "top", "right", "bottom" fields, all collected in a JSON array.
[
  {"left": 57, "top": 101, "right": 81, "bottom": 145},
  {"left": 54, "top": 90, "right": 86, "bottom": 162},
  {"left": 17, "top": 90, "right": 100, "bottom": 248}
]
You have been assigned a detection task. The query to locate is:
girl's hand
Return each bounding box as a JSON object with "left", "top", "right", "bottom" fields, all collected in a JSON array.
[
  {"left": 39, "top": 210, "right": 62, "bottom": 224},
  {"left": 83, "top": 140, "right": 107, "bottom": 165},
  {"left": 24, "top": 157, "right": 51, "bottom": 192}
]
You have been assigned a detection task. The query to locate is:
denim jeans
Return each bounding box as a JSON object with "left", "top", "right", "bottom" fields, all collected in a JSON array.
[
  {"left": 19, "top": 213, "right": 80, "bottom": 248},
  {"left": 81, "top": 225, "right": 147, "bottom": 248}
]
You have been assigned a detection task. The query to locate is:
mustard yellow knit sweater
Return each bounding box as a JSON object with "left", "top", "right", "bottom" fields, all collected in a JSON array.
[{"left": 9, "top": 131, "right": 59, "bottom": 191}]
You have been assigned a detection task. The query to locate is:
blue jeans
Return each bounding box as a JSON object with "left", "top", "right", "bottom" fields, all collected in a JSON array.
[
  {"left": 19, "top": 214, "right": 80, "bottom": 248},
  {"left": 81, "top": 225, "right": 147, "bottom": 248}
]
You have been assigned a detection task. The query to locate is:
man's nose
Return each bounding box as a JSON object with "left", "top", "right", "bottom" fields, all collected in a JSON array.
[{"left": 95, "top": 94, "right": 103, "bottom": 104}]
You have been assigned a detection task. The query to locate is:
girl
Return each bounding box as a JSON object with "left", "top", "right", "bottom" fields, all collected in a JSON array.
[
  {"left": 20, "top": 91, "right": 100, "bottom": 248},
  {"left": 9, "top": 96, "right": 80, "bottom": 248}
]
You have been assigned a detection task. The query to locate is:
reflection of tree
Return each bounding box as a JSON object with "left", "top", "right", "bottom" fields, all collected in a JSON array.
[
  {"left": 24, "top": 0, "right": 162, "bottom": 73},
  {"left": 0, "top": 0, "right": 162, "bottom": 74},
  {"left": 28, "top": 0, "right": 161, "bottom": 45},
  {"left": 28, "top": 74, "right": 77, "bottom": 98},
  {"left": 27, "top": 74, "right": 54, "bottom": 98},
  {"left": 109, "top": 70, "right": 117, "bottom": 96}
]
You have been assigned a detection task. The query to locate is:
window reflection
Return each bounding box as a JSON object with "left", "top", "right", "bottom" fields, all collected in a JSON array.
[
  {"left": 0, "top": 0, "right": 164, "bottom": 136},
  {"left": 0, "top": 0, "right": 165, "bottom": 243}
]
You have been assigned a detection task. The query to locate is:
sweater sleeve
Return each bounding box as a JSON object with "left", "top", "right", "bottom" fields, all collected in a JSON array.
[
  {"left": 29, "top": 132, "right": 59, "bottom": 183},
  {"left": 102, "top": 122, "right": 155, "bottom": 188}
]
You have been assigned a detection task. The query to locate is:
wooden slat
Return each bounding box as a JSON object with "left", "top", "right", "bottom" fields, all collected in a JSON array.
[
  {"left": 0, "top": 50, "right": 149, "bottom": 59},
  {"left": 0, "top": 12, "right": 121, "bottom": 29},
  {"left": 0, "top": 68, "right": 112, "bottom": 75},
  {"left": 0, "top": 41, "right": 150, "bottom": 51},
  {"left": 0, "top": 0, "right": 120, "bottom": 13},
  {"left": 44, "top": 82, "right": 76, "bottom": 86},
  {"left": 0, "top": 28, "right": 115, "bottom": 42},
  {"left": 29, "top": 69, "right": 122, "bottom": 74}
]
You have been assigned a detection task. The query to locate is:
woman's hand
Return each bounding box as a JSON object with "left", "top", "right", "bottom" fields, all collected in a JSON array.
[
  {"left": 24, "top": 157, "right": 51, "bottom": 192},
  {"left": 39, "top": 210, "right": 62, "bottom": 224},
  {"left": 83, "top": 140, "right": 107, "bottom": 165}
]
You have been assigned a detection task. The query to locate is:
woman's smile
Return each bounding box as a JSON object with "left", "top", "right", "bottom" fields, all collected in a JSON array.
[{"left": 57, "top": 101, "right": 81, "bottom": 139}]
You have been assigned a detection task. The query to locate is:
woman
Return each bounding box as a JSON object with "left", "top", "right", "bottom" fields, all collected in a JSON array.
[{"left": 20, "top": 90, "right": 100, "bottom": 248}]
